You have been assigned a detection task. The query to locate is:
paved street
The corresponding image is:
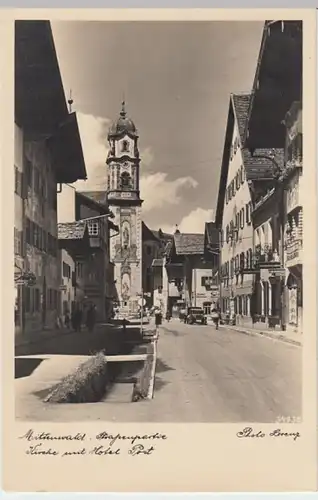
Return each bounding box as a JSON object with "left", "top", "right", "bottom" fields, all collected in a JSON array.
[
  {"left": 148, "top": 321, "right": 302, "bottom": 422},
  {"left": 16, "top": 319, "right": 301, "bottom": 422}
]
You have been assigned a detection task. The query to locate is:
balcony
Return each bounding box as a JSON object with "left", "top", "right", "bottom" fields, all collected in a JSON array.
[{"left": 285, "top": 238, "right": 302, "bottom": 266}]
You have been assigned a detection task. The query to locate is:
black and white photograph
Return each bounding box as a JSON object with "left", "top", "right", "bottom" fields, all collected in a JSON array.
[{"left": 13, "top": 18, "right": 304, "bottom": 426}]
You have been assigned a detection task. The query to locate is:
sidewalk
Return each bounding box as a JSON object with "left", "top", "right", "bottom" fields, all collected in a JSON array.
[
  {"left": 15, "top": 323, "right": 126, "bottom": 357},
  {"left": 225, "top": 323, "right": 302, "bottom": 347}
]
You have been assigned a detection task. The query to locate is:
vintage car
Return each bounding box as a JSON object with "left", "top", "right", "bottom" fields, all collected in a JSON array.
[{"left": 185, "top": 307, "right": 207, "bottom": 325}]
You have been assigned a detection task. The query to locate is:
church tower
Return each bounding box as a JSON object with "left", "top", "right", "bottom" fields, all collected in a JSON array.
[{"left": 106, "top": 101, "right": 143, "bottom": 313}]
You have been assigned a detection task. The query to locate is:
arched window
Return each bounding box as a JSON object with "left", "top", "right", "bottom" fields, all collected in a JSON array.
[
  {"left": 240, "top": 252, "right": 245, "bottom": 269},
  {"left": 120, "top": 171, "right": 131, "bottom": 189}
]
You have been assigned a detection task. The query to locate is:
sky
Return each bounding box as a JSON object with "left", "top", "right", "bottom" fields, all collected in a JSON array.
[{"left": 52, "top": 21, "right": 263, "bottom": 234}]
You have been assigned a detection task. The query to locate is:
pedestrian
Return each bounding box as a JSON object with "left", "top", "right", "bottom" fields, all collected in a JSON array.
[
  {"left": 86, "top": 304, "right": 96, "bottom": 332},
  {"left": 211, "top": 306, "right": 221, "bottom": 330},
  {"left": 64, "top": 310, "right": 70, "bottom": 329},
  {"left": 72, "top": 305, "right": 82, "bottom": 332},
  {"left": 154, "top": 307, "right": 162, "bottom": 338}
]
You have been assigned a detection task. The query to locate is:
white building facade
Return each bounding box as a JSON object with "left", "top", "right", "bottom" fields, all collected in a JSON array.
[{"left": 218, "top": 94, "right": 254, "bottom": 325}]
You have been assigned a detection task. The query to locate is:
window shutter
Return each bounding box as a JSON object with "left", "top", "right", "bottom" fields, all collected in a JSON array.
[
  {"left": 21, "top": 172, "right": 28, "bottom": 199},
  {"left": 242, "top": 166, "right": 245, "bottom": 183},
  {"left": 21, "top": 230, "right": 25, "bottom": 257},
  {"left": 29, "top": 220, "right": 34, "bottom": 246}
]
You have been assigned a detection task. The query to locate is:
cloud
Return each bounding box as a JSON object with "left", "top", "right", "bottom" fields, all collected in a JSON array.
[
  {"left": 140, "top": 172, "right": 198, "bottom": 213},
  {"left": 161, "top": 207, "right": 214, "bottom": 234},
  {"left": 73, "top": 112, "right": 110, "bottom": 191},
  {"left": 140, "top": 146, "right": 154, "bottom": 167},
  {"left": 73, "top": 114, "right": 199, "bottom": 221}
]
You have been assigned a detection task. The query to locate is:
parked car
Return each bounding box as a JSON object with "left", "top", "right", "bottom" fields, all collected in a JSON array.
[{"left": 185, "top": 307, "right": 207, "bottom": 325}]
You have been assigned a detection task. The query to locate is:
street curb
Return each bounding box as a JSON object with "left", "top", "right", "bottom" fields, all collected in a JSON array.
[{"left": 226, "top": 325, "right": 302, "bottom": 347}]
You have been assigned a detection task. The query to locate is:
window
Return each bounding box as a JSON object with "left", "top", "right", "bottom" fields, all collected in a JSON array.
[
  {"left": 238, "top": 296, "right": 243, "bottom": 315},
  {"left": 14, "top": 228, "right": 23, "bottom": 255},
  {"left": 230, "top": 258, "right": 234, "bottom": 278},
  {"left": 63, "top": 262, "right": 71, "bottom": 279},
  {"left": 233, "top": 137, "right": 238, "bottom": 156},
  {"left": 226, "top": 225, "right": 229, "bottom": 243},
  {"left": 42, "top": 229, "right": 47, "bottom": 253},
  {"left": 14, "top": 166, "right": 23, "bottom": 197},
  {"left": 220, "top": 230, "right": 224, "bottom": 247},
  {"left": 240, "top": 252, "right": 245, "bottom": 269},
  {"left": 240, "top": 208, "right": 245, "bottom": 229},
  {"left": 146, "top": 246, "right": 152, "bottom": 256},
  {"left": 248, "top": 248, "right": 253, "bottom": 267},
  {"left": 88, "top": 222, "right": 99, "bottom": 236},
  {"left": 120, "top": 171, "right": 131, "bottom": 189},
  {"left": 246, "top": 202, "right": 251, "bottom": 225},
  {"left": 235, "top": 255, "right": 240, "bottom": 271},
  {"left": 25, "top": 157, "right": 32, "bottom": 187},
  {"left": 241, "top": 166, "right": 246, "bottom": 183},
  {"left": 245, "top": 250, "right": 250, "bottom": 268},
  {"left": 33, "top": 223, "right": 39, "bottom": 249},
  {"left": 122, "top": 140, "right": 129, "bottom": 152},
  {"left": 235, "top": 172, "right": 240, "bottom": 190}
]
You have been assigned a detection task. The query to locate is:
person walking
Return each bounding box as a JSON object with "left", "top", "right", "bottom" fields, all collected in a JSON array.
[
  {"left": 211, "top": 306, "right": 221, "bottom": 330},
  {"left": 72, "top": 305, "right": 82, "bottom": 332}
]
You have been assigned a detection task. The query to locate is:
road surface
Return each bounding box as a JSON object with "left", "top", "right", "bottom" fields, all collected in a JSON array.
[
  {"left": 16, "top": 320, "right": 301, "bottom": 422},
  {"left": 147, "top": 321, "right": 302, "bottom": 422}
]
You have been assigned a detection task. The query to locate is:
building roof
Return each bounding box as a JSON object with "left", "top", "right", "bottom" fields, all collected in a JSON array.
[
  {"left": 215, "top": 92, "right": 285, "bottom": 226},
  {"left": 174, "top": 233, "right": 205, "bottom": 255},
  {"left": 109, "top": 220, "right": 119, "bottom": 232},
  {"left": 242, "top": 148, "right": 285, "bottom": 180},
  {"left": 58, "top": 222, "right": 86, "bottom": 240},
  {"left": 151, "top": 229, "right": 173, "bottom": 241},
  {"left": 231, "top": 93, "right": 251, "bottom": 143},
  {"left": 142, "top": 222, "right": 161, "bottom": 243},
  {"left": 244, "top": 20, "right": 302, "bottom": 149},
  {"left": 204, "top": 222, "right": 218, "bottom": 247},
  {"left": 78, "top": 191, "right": 108, "bottom": 209},
  {"left": 15, "top": 21, "right": 87, "bottom": 184},
  {"left": 15, "top": 20, "right": 68, "bottom": 134},
  {"left": 108, "top": 101, "right": 138, "bottom": 138},
  {"left": 47, "top": 112, "right": 87, "bottom": 184}
]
